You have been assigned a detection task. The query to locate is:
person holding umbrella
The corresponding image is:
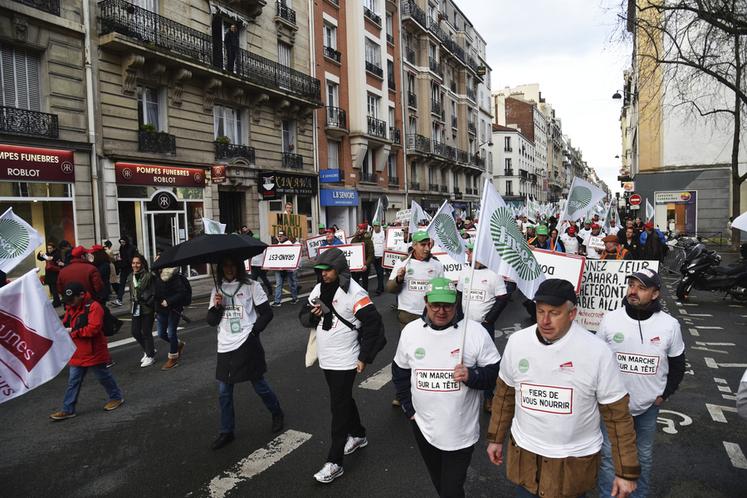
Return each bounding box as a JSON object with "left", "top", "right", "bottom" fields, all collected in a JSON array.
[{"left": 207, "top": 256, "right": 283, "bottom": 450}]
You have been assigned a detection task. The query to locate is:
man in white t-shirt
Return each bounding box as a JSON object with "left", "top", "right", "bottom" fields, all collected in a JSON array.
[
  {"left": 393, "top": 277, "right": 500, "bottom": 498},
  {"left": 560, "top": 225, "right": 583, "bottom": 255},
  {"left": 583, "top": 223, "right": 605, "bottom": 260},
  {"left": 299, "top": 248, "right": 386, "bottom": 484},
  {"left": 457, "top": 242, "right": 508, "bottom": 336},
  {"left": 597, "top": 269, "right": 686, "bottom": 498},
  {"left": 486, "top": 279, "right": 640, "bottom": 498},
  {"left": 578, "top": 219, "right": 592, "bottom": 242},
  {"left": 371, "top": 221, "right": 386, "bottom": 295}
]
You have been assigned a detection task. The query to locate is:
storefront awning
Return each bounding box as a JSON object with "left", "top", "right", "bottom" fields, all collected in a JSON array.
[
  {"left": 115, "top": 162, "right": 206, "bottom": 188},
  {"left": 0, "top": 143, "right": 74, "bottom": 183}
]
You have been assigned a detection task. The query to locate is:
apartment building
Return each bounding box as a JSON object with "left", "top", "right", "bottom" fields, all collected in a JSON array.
[
  {"left": 0, "top": 0, "right": 94, "bottom": 278},
  {"left": 490, "top": 124, "right": 535, "bottom": 203},
  {"left": 401, "top": 0, "right": 489, "bottom": 218},
  {"left": 96, "top": 0, "right": 321, "bottom": 264}
]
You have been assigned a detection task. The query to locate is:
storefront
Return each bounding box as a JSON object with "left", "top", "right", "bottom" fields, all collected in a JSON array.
[
  {"left": 114, "top": 162, "right": 208, "bottom": 273},
  {"left": 0, "top": 144, "right": 77, "bottom": 278},
  {"left": 654, "top": 190, "right": 697, "bottom": 235},
  {"left": 257, "top": 170, "right": 318, "bottom": 241},
  {"left": 321, "top": 188, "right": 358, "bottom": 235}
]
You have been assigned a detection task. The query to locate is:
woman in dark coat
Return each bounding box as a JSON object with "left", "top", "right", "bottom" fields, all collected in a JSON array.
[
  {"left": 127, "top": 254, "right": 156, "bottom": 367},
  {"left": 154, "top": 266, "right": 188, "bottom": 370},
  {"left": 38, "top": 241, "right": 64, "bottom": 306}
]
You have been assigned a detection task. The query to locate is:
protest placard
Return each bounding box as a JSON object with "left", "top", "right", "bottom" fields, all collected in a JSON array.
[
  {"left": 530, "top": 249, "right": 586, "bottom": 292},
  {"left": 262, "top": 245, "right": 302, "bottom": 270},
  {"left": 431, "top": 250, "right": 464, "bottom": 281},
  {"left": 382, "top": 250, "right": 408, "bottom": 269},
  {"left": 395, "top": 209, "right": 411, "bottom": 224},
  {"left": 319, "top": 243, "right": 366, "bottom": 271},
  {"left": 576, "top": 259, "right": 660, "bottom": 331},
  {"left": 586, "top": 235, "right": 605, "bottom": 251},
  {"left": 267, "top": 212, "right": 308, "bottom": 241},
  {"left": 385, "top": 227, "right": 406, "bottom": 249},
  {"left": 304, "top": 231, "right": 348, "bottom": 258}
]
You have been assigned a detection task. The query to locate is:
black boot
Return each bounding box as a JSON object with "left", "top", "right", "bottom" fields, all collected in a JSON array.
[
  {"left": 272, "top": 412, "right": 284, "bottom": 433},
  {"left": 211, "top": 432, "right": 235, "bottom": 450}
]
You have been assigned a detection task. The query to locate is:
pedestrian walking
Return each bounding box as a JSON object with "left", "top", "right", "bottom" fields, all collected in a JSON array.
[
  {"left": 49, "top": 282, "right": 124, "bottom": 421},
  {"left": 596, "top": 269, "right": 686, "bottom": 497},
  {"left": 393, "top": 277, "right": 500, "bottom": 498},
  {"left": 154, "top": 266, "right": 189, "bottom": 370},
  {"left": 128, "top": 254, "right": 156, "bottom": 367},
  {"left": 56, "top": 245, "right": 104, "bottom": 300},
  {"left": 547, "top": 228, "right": 566, "bottom": 253},
  {"left": 582, "top": 223, "right": 605, "bottom": 259},
  {"left": 371, "top": 221, "right": 386, "bottom": 295},
  {"left": 350, "top": 223, "right": 374, "bottom": 292},
  {"left": 37, "top": 241, "right": 63, "bottom": 307},
  {"left": 88, "top": 245, "right": 113, "bottom": 302},
  {"left": 299, "top": 248, "right": 385, "bottom": 484},
  {"left": 207, "top": 256, "right": 283, "bottom": 450},
  {"left": 560, "top": 225, "right": 583, "bottom": 255},
  {"left": 486, "top": 279, "right": 640, "bottom": 498},
  {"left": 620, "top": 226, "right": 641, "bottom": 259},
  {"left": 114, "top": 236, "right": 136, "bottom": 306},
  {"left": 272, "top": 231, "right": 298, "bottom": 306}
]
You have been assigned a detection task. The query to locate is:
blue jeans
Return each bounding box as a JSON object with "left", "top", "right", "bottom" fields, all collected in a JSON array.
[
  {"left": 517, "top": 486, "right": 585, "bottom": 498},
  {"left": 599, "top": 404, "right": 660, "bottom": 497},
  {"left": 156, "top": 309, "right": 180, "bottom": 354},
  {"left": 274, "top": 270, "right": 298, "bottom": 304},
  {"left": 62, "top": 364, "right": 123, "bottom": 413},
  {"left": 218, "top": 379, "right": 282, "bottom": 433}
]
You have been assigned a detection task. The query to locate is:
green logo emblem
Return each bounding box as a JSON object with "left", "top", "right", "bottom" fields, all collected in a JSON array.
[
  {"left": 613, "top": 332, "right": 625, "bottom": 344},
  {"left": 433, "top": 213, "right": 462, "bottom": 254},
  {"left": 567, "top": 186, "right": 592, "bottom": 213},
  {"left": 518, "top": 358, "right": 529, "bottom": 373},
  {"left": 0, "top": 218, "right": 30, "bottom": 260},
  {"left": 414, "top": 347, "right": 426, "bottom": 360},
  {"left": 407, "top": 268, "right": 414, "bottom": 275},
  {"left": 489, "top": 207, "right": 541, "bottom": 280}
]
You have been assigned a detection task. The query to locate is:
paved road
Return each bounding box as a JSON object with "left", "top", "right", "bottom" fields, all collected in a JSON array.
[{"left": 1, "top": 280, "right": 745, "bottom": 497}]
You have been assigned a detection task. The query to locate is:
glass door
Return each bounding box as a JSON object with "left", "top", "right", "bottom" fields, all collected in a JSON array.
[{"left": 148, "top": 212, "right": 179, "bottom": 261}]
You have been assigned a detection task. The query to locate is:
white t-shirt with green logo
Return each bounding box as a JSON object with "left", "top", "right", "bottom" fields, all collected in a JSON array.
[
  {"left": 597, "top": 307, "right": 685, "bottom": 416},
  {"left": 456, "top": 267, "right": 507, "bottom": 322},
  {"left": 209, "top": 280, "right": 268, "bottom": 353},
  {"left": 499, "top": 322, "right": 627, "bottom": 458},
  {"left": 394, "top": 318, "right": 501, "bottom": 451},
  {"left": 389, "top": 257, "right": 444, "bottom": 315}
]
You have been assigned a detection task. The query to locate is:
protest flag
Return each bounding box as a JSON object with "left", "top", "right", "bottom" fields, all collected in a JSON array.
[
  {"left": 427, "top": 201, "right": 466, "bottom": 263},
  {"left": 0, "top": 207, "right": 44, "bottom": 274},
  {"left": 202, "top": 218, "right": 226, "bottom": 234},
  {"left": 558, "top": 177, "right": 607, "bottom": 223}
]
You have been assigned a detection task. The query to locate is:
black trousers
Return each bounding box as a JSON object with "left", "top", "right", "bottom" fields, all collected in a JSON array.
[
  {"left": 226, "top": 47, "right": 237, "bottom": 72},
  {"left": 323, "top": 369, "right": 365, "bottom": 465},
  {"left": 251, "top": 266, "right": 273, "bottom": 295},
  {"left": 46, "top": 271, "right": 61, "bottom": 306},
  {"left": 373, "top": 257, "right": 385, "bottom": 292},
  {"left": 412, "top": 421, "right": 474, "bottom": 498},
  {"left": 131, "top": 313, "right": 155, "bottom": 357}
]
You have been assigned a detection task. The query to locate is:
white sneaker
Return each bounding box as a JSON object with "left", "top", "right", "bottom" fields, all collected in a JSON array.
[
  {"left": 139, "top": 353, "right": 148, "bottom": 365},
  {"left": 313, "top": 462, "right": 344, "bottom": 484},
  {"left": 141, "top": 356, "right": 155, "bottom": 367},
  {"left": 343, "top": 436, "right": 368, "bottom": 455},
  {"left": 112, "top": 299, "right": 123, "bottom": 307}
]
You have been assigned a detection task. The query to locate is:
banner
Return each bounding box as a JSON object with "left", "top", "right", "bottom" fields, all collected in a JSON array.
[
  {"left": 531, "top": 249, "right": 586, "bottom": 293},
  {"left": 371, "top": 198, "right": 383, "bottom": 226},
  {"left": 732, "top": 210, "right": 747, "bottom": 232},
  {"left": 576, "top": 259, "right": 660, "bottom": 331},
  {"left": 318, "top": 243, "right": 366, "bottom": 271},
  {"left": 427, "top": 201, "right": 466, "bottom": 264},
  {"left": 382, "top": 250, "right": 408, "bottom": 269},
  {"left": 0, "top": 270, "right": 75, "bottom": 404},
  {"left": 431, "top": 250, "right": 465, "bottom": 282},
  {"left": 262, "top": 245, "right": 302, "bottom": 270},
  {"left": 0, "top": 208, "right": 44, "bottom": 273},
  {"left": 202, "top": 217, "right": 226, "bottom": 234},
  {"left": 395, "top": 209, "right": 412, "bottom": 225},
  {"left": 559, "top": 176, "right": 607, "bottom": 222}
]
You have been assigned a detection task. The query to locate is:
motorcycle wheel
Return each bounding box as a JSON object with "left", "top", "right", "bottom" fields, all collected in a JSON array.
[{"left": 676, "top": 280, "right": 692, "bottom": 302}]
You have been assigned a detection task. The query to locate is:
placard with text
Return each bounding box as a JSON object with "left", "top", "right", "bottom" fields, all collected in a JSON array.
[
  {"left": 382, "top": 250, "right": 408, "bottom": 269},
  {"left": 262, "top": 245, "right": 302, "bottom": 270},
  {"left": 318, "top": 243, "right": 366, "bottom": 271}
]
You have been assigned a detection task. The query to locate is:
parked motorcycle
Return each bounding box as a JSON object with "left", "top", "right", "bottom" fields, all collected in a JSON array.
[{"left": 676, "top": 242, "right": 747, "bottom": 302}]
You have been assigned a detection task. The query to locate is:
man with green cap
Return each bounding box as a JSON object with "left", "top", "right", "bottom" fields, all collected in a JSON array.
[
  {"left": 392, "top": 277, "right": 501, "bottom": 497},
  {"left": 529, "top": 225, "right": 562, "bottom": 252},
  {"left": 318, "top": 223, "right": 326, "bottom": 235}
]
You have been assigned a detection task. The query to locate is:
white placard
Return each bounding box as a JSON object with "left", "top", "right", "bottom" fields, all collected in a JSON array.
[
  {"left": 431, "top": 251, "right": 464, "bottom": 282},
  {"left": 318, "top": 243, "right": 366, "bottom": 271},
  {"left": 586, "top": 236, "right": 605, "bottom": 251},
  {"left": 262, "top": 245, "right": 302, "bottom": 270},
  {"left": 576, "top": 259, "right": 660, "bottom": 331},
  {"left": 382, "top": 250, "right": 408, "bottom": 269},
  {"left": 395, "top": 209, "right": 412, "bottom": 224},
  {"left": 305, "top": 231, "right": 348, "bottom": 258},
  {"left": 385, "top": 227, "right": 405, "bottom": 249},
  {"left": 530, "top": 249, "right": 586, "bottom": 292}
]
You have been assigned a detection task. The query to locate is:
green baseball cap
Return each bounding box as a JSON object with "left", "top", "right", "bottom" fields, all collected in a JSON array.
[
  {"left": 466, "top": 241, "right": 474, "bottom": 250},
  {"left": 373, "top": 220, "right": 381, "bottom": 226},
  {"left": 425, "top": 277, "right": 457, "bottom": 304},
  {"left": 318, "top": 223, "right": 325, "bottom": 229},
  {"left": 412, "top": 230, "right": 430, "bottom": 242},
  {"left": 314, "top": 263, "right": 332, "bottom": 270},
  {"left": 536, "top": 225, "right": 548, "bottom": 236}
]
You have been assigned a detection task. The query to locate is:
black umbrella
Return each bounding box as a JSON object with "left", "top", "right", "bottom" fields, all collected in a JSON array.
[{"left": 151, "top": 234, "right": 267, "bottom": 270}]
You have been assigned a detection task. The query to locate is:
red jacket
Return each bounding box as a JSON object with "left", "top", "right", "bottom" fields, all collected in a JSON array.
[
  {"left": 62, "top": 295, "right": 110, "bottom": 367},
  {"left": 57, "top": 258, "right": 105, "bottom": 296}
]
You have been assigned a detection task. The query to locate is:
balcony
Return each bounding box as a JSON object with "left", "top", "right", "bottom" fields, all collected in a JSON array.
[
  {"left": 360, "top": 171, "right": 379, "bottom": 184},
  {"left": 471, "top": 154, "right": 485, "bottom": 170},
  {"left": 519, "top": 169, "right": 528, "bottom": 180},
  {"left": 440, "top": 185, "right": 448, "bottom": 193},
  {"left": 390, "top": 127, "right": 401, "bottom": 145},
  {"left": 138, "top": 129, "right": 176, "bottom": 154},
  {"left": 388, "top": 176, "right": 399, "bottom": 186},
  {"left": 367, "top": 116, "right": 388, "bottom": 139},
  {"left": 504, "top": 169, "right": 514, "bottom": 176},
  {"left": 405, "top": 47, "right": 416, "bottom": 64},
  {"left": 14, "top": 0, "right": 60, "bottom": 15},
  {"left": 406, "top": 133, "right": 431, "bottom": 155},
  {"left": 432, "top": 141, "right": 446, "bottom": 158},
  {"left": 428, "top": 57, "right": 442, "bottom": 78},
  {"left": 407, "top": 92, "right": 417, "bottom": 108},
  {"left": 428, "top": 183, "right": 439, "bottom": 191},
  {"left": 323, "top": 46, "right": 341, "bottom": 63},
  {"left": 366, "top": 61, "right": 384, "bottom": 78},
  {"left": 401, "top": 0, "right": 427, "bottom": 29},
  {"left": 282, "top": 152, "right": 303, "bottom": 169},
  {"left": 0, "top": 106, "right": 59, "bottom": 139},
  {"left": 276, "top": 1, "right": 296, "bottom": 25},
  {"left": 410, "top": 181, "right": 421, "bottom": 191},
  {"left": 454, "top": 188, "right": 462, "bottom": 199},
  {"left": 431, "top": 100, "right": 442, "bottom": 117},
  {"left": 428, "top": 22, "right": 449, "bottom": 46},
  {"left": 443, "top": 144, "right": 456, "bottom": 161},
  {"left": 214, "top": 142, "right": 256, "bottom": 163},
  {"left": 504, "top": 146, "right": 513, "bottom": 152},
  {"left": 99, "top": 0, "right": 321, "bottom": 104},
  {"left": 363, "top": 7, "right": 381, "bottom": 25},
  {"left": 325, "top": 106, "right": 347, "bottom": 137},
  {"left": 456, "top": 149, "right": 469, "bottom": 164}
]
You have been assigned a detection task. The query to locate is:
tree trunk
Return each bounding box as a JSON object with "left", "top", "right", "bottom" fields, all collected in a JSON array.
[{"left": 731, "top": 25, "right": 743, "bottom": 250}]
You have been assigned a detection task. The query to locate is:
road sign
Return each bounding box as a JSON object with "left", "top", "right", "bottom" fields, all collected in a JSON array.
[
  {"left": 629, "top": 193, "right": 642, "bottom": 206},
  {"left": 622, "top": 181, "right": 635, "bottom": 192}
]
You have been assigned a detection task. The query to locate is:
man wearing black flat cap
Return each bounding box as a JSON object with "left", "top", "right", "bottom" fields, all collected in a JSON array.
[{"left": 485, "top": 278, "right": 640, "bottom": 498}]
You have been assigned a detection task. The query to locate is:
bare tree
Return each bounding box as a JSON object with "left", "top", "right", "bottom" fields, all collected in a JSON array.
[{"left": 619, "top": 0, "right": 746, "bottom": 246}]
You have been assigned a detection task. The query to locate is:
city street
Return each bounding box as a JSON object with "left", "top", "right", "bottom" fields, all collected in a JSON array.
[{"left": 1, "top": 278, "right": 745, "bottom": 498}]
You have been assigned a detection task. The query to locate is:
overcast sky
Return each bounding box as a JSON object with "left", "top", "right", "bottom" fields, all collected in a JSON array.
[{"left": 457, "top": 0, "right": 631, "bottom": 193}]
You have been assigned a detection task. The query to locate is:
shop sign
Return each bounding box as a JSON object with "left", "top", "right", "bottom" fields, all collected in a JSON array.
[
  {"left": 319, "top": 169, "right": 341, "bottom": 183},
  {"left": 0, "top": 144, "right": 74, "bottom": 183},
  {"left": 622, "top": 181, "right": 635, "bottom": 192},
  {"left": 211, "top": 164, "right": 227, "bottom": 184},
  {"left": 318, "top": 243, "right": 366, "bottom": 271},
  {"left": 320, "top": 189, "right": 358, "bottom": 206},
  {"left": 655, "top": 191, "right": 695, "bottom": 204},
  {"left": 259, "top": 171, "right": 317, "bottom": 199},
  {"left": 261, "top": 244, "right": 302, "bottom": 270},
  {"left": 115, "top": 162, "right": 205, "bottom": 187}
]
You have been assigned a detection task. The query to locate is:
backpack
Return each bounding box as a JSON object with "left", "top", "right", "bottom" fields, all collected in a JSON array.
[
  {"left": 81, "top": 303, "right": 123, "bottom": 337},
  {"left": 178, "top": 272, "right": 192, "bottom": 307}
]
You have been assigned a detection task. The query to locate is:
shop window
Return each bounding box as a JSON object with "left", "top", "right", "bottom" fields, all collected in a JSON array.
[
  {"left": 0, "top": 43, "right": 41, "bottom": 110},
  {"left": 214, "top": 104, "right": 243, "bottom": 145}
]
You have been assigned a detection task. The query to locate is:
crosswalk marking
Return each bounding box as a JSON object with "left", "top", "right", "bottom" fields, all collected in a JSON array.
[
  {"left": 359, "top": 365, "right": 393, "bottom": 390},
  {"left": 207, "top": 430, "right": 312, "bottom": 498},
  {"left": 689, "top": 328, "right": 700, "bottom": 337},
  {"left": 706, "top": 404, "right": 737, "bottom": 423},
  {"left": 723, "top": 442, "right": 747, "bottom": 469},
  {"left": 108, "top": 329, "right": 185, "bottom": 349},
  {"left": 705, "top": 357, "right": 747, "bottom": 369},
  {"left": 696, "top": 326, "right": 723, "bottom": 330}
]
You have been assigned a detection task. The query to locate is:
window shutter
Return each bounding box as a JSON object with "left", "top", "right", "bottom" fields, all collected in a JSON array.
[{"left": 0, "top": 44, "right": 15, "bottom": 107}]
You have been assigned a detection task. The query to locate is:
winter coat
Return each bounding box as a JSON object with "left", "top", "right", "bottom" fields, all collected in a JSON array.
[
  {"left": 62, "top": 295, "right": 110, "bottom": 367},
  {"left": 127, "top": 270, "right": 156, "bottom": 315},
  {"left": 639, "top": 229, "right": 668, "bottom": 261},
  {"left": 350, "top": 232, "right": 375, "bottom": 267},
  {"left": 57, "top": 258, "right": 105, "bottom": 297},
  {"left": 118, "top": 243, "right": 137, "bottom": 271},
  {"left": 154, "top": 268, "right": 187, "bottom": 312},
  {"left": 37, "top": 249, "right": 62, "bottom": 274}
]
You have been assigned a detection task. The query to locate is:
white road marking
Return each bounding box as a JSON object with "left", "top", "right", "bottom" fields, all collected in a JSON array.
[
  {"left": 704, "top": 357, "right": 747, "bottom": 369},
  {"left": 728, "top": 305, "right": 742, "bottom": 308},
  {"left": 683, "top": 303, "right": 698, "bottom": 307},
  {"left": 679, "top": 309, "right": 688, "bottom": 315},
  {"left": 723, "top": 442, "right": 747, "bottom": 469},
  {"left": 689, "top": 328, "right": 700, "bottom": 337},
  {"left": 714, "top": 377, "right": 728, "bottom": 384},
  {"left": 674, "top": 301, "right": 682, "bottom": 306},
  {"left": 107, "top": 328, "right": 185, "bottom": 349},
  {"left": 717, "top": 385, "right": 732, "bottom": 393},
  {"left": 687, "top": 313, "right": 713, "bottom": 317},
  {"left": 696, "top": 326, "right": 724, "bottom": 330},
  {"left": 705, "top": 357, "right": 718, "bottom": 368},
  {"left": 722, "top": 394, "right": 737, "bottom": 401},
  {"left": 697, "top": 342, "right": 735, "bottom": 346},
  {"left": 656, "top": 410, "right": 693, "bottom": 435},
  {"left": 359, "top": 365, "right": 393, "bottom": 390},
  {"left": 691, "top": 346, "right": 729, "bottom": 354},
  {"left": 706, "top": 403, "right": 737, "bottom": 423},
  {"left": 206, "top": 430, "right": 312, "bottom": 498}
]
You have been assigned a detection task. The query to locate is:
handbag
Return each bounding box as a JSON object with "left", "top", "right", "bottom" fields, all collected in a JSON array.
[{"left": 305, "top": 329, "right": 318, "bottom": 367}]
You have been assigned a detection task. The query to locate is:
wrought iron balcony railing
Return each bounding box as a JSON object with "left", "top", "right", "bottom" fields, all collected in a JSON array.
[
  {"left": 407, "top": 92, "right": 417, "bottom": 108},
  {"left": 467, "top": 122, "right": 476, "bottom": 135},
  {"left": 0, "top": 106, "right": 58, "bottom": 139},
  {"left": 323, "top": 45, "right": 341, "bottom": 63},
  {"left": 363, "top": 7, "right": 381, "bottom": 25},
  {"left": 388, "top": 176, "right": 399, "bottom": 186},
  {"left": 365, "top": 61, "right": 384, "bottom": 78},
  {"left": 456, "top": 149, "right": 470, "bottom": 164},
  {"left": 440, "top": 185, "right": 448, "bottom": 193},
  {"left": 432, "top": 142, "right": 446, "bottom": 158},
  {"left": 138, "top": 130, "right": 176, "bottom": 154},
  {"left": 410, "top": 181, "right": 421, "bottom": 190},
  {"left": 326, "top": 106, "right": 347, "bottom": 129},
  {"left": 472, "top": 154, "right": 485, "bottom": 170},
  {"left": 405, "top": 47, "right": 416, "bottom": 64},
  {"left": 14, "top": 0, "right": 60, "bottom": 15},
  {"left": 431, "top": 100, "right": 442, "bottom": 116},
  {"left": 367, "top": 116, "right": 388, "bottom": 139},
  {"left": 428, "top": 183, "right": 439, "bottom": 191},
  {"left": 466, "top": 87, "right": 476, "bottom": 101},
  {"left": 389, "top": 127, "right": 401, "bottom": 144},
  {"left": 401, "top": 0, "right": 427, "bottom": 29},
  {"left": 214, "top": 142, "right": 256, "bottom": 162},
  {"left": 386, "top": 33, "right": 394, "bottom": 45},
  {"left": 504, "top": 169, "right": 514, "bottom": 176},
  {"left": 282, "top": 152, "right": 303, "bottom": 169},
  {"left": 360, "top": 171, "right": 378, "bottom": 183},
  {"left": 276, "top": 1, "right": 296, "bottom": 25},
  {"left": 406, "top": 133, "right": 431, "bottom": 154},
  {"left": 428, "top": 57, "right": 442, "bottom": 77}
]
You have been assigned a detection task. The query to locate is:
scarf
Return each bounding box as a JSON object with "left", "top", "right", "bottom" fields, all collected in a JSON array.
[{"left": 623, "top": 296, "right": 662, "bottom": 343}]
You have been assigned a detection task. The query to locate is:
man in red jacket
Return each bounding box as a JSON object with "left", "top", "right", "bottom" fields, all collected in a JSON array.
[
  {"left": 56, "top": 246, "right": 105, "bottom": 300},
  {"left": 49, "top": 282, "right": 124, "bottom": 421}
]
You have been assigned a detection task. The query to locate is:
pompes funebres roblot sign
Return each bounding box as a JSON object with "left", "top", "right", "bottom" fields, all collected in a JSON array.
[{"left": 0, "top": 144, "right": 75, "bottom": 183}]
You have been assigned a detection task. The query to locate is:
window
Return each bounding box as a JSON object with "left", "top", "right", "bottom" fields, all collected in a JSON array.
[
  {"left": 137, "top": 86, "right": 162, "bottom": 130},
  {"left": 408, "top": 116, "right": 416, "bottom": 132},
  {"left": 505, "top": 157, "right": 512, "bottom": 170},
  {"left": 0, "top": 44, "right": 41, "bottom": 110},
  {"left": 362, "top": 150, "right": 374, "bottom": 175},
  {"left": 326, "top": 81, "right": 339, "bottom": 107},
  {"left": 277, "top": 41, "right": 292, "bottom": 67},
  {"left": 387, "top": 153, "right": 396, "bottom": 179},
  {"left": 506, "top": 180, "right": 513, "bottom": 195},
  {"left": 389, "top": 107, "right": 395, "bottom": 127},
  {"left": 328, "top": 140, "right": 340, "bottom": 169},
  {"left": 214, "top": 105, "right": 242, "bottom": 144},
  {"left": 407, "top": 73, "right": 416, "bottom": 95},
  {"left": 364, "top": 39, "right": 380, "bottom": 67},
  {"left": 410, "top": 162, "right": 417, "bottom": 182},
  {"left": 364, "top": 0, "right": 376, "bottom": 11},
  {"left": 387, "top": 59, "right": 394, "bottom": 82},
  {"left": 451, "top": 100, "right": 457, "bottom": 117},
  {"left": 430, "top": 83, "right": 440, "bottom": 102},
  {"left": 132, "top": 0, "right": 157, "bottom": 12},
  {"left": 281, "top": 119, "right": 296, "bottom": 152},
  {"left": 504, "top": 136, "right": 511, "bottom": 150},
  {"left": 323, "top": 23, "right": 337, "bottom": 50},
  {"left": 386, "top": 13, "right": 393, "bottom": 40},
  {"left": 428, "top": 167, "right": 436, "bottom": 185},
  {"left": 428, "top": 43, "right": 437, "bottom": 61},
  {"left": 453, "top": 171, "right": 459, "bottom": 189},
  {"left": 367, "top": 93, "right": 380, "bottom": 118}
]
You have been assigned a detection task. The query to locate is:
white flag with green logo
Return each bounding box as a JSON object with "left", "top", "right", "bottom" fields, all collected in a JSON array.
[
  {"left": 427, "top": 201, "right": 466, "bottom": 263},
  {"left": 371, "top": 198, "right": 383, "bottom": 226},
  {"left": 0, "top": 208, "right": 44, "bottom": 273},
  {"left": 202, "top": 218, "right": 226, "bottom": 234},
  {"left": 559, "top": 176, "right": 607, "bottom": 222},
  {"left": 645, "top": 199, "right": 655, "bottom": 222},
  {"left": 409, "top": 200, "right": 430, "bottom": 235},
  {"left": 474, "top": 181, "right": 545, "bottom": 299}
]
